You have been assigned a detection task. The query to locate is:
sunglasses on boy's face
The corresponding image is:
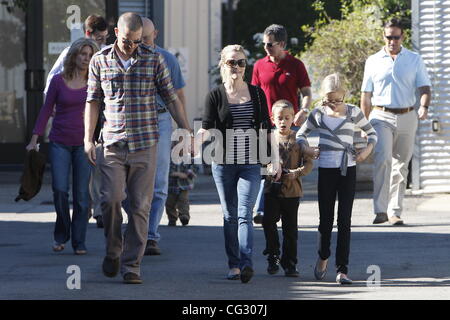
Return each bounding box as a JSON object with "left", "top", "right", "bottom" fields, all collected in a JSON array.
[
  {"left": 385, "top": 35, "right": 401, "bottom": 41},
  {"left": 225, "top": 59, "right": 247, "bottom": 68}
]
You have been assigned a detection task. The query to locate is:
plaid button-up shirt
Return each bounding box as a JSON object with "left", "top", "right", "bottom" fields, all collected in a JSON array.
[{"left": 87, "top": 43, "right": 177, "bottom": 152}]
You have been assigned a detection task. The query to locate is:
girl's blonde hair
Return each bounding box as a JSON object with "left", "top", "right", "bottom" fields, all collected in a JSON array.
[
  {"left": 62, "top": 38, "right": 99, "bottom": 81},
  {"left": 321, "top": 73, "right": 347, "bottom": 96},
  {"left": 218, "top": 44, "right": 247, "bottom": 82}
]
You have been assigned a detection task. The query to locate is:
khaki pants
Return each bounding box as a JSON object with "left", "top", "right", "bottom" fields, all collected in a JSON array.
[
  {"left": 165, "top": 190, "right": 190, "bottom": 222},
  {"left": 99, "top": 143, "right": 157, "bottom": 276},
  {"left": 369, "top": 109, "right": 418, "bottom": 218}
]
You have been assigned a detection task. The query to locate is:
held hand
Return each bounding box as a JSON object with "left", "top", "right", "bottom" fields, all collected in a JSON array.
[
  {"left": 267, "top": 162, "right": 282, "bottom": 181},
  {"left": 26, "top": 141, "right": 38, "bottom": 152},
  {"left": 418, "top": 106, "right": 428, "bottom": 120},
  {"left": 355, "top": 144, "right": 373, "bottom": 163},
  {"left": 26, "top": 135, "right": 39, "bottom": 152},
  {"left": 360, "top": 130, "right": 368, "bottom": 139},
  {"left": 177, "top": 172, "right": 189, "bottom": 179},
  {"left": 294, "top": 110, "right": 307, "bottom": 127},
  {"left": 84, "top": 141, "right": 97, "bottom": 166},
  {"left": 304, "top": 146, "right": 320, "bottom": 160},
  {"left": 284, "top": 170, "right": 298, "bottom": 181}
]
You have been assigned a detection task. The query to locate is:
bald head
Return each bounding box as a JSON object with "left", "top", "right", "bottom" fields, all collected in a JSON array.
[
  {"left": 117, "top": 12, "right": 143, "bottom": 32},
  {"left": 141, "top": 17, "right": 157, "bottom": 47}
]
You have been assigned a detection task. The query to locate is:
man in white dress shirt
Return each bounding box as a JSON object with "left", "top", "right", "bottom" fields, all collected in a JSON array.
[{"left": 361, "top": 18, "right": 431, "bottom": 225}]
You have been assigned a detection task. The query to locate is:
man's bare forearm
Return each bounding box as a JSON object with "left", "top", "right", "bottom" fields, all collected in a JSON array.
[
  {"left": 84, "top": 101, "right": 100, "bottom": 144},
  {"left": 166, "top": 97, "right": 192, "bottom": 131},
  {"left": 418, "top": 86, "right": 431, "bottom": 107},
  {"left": 300, "top": 87, "right": 312, "bottom": 110}
]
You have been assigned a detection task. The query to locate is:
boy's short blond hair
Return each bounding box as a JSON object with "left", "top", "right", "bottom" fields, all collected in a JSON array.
[{"left": 272, "top": 99, "right": 295, "bottom": 115}]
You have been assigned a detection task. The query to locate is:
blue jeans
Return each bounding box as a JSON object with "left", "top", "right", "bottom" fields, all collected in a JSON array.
[
  {"left": 212, "top": 163, "right": 261, "bottom": 269},
  {"left": 49, "top": 142, "right": 91, "bottom": 251},
  {"left": 147, "top": 111, "right": 172, "bottom": 241}
]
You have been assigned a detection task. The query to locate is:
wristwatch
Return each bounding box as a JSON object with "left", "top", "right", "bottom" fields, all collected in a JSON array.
[
  {"left": 420, "top": 105, "right": 429, "bottom": 109},
  {"left": 301, "top": 108, "right": 310, "bottom": 114}
]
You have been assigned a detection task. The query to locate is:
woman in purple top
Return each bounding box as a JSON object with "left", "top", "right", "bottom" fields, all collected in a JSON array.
[{"left": 26, "top": 38, "right": 98, "bottom": 255}]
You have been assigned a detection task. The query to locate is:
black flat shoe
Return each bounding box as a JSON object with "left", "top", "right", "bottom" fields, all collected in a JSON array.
[
  {"left": 267, "top": 254, "right": 280, "bottom": 275},
  {"left": 314, "top": 258, "right": 328, "bottom": 280},
  {"left": 284, "top": 266, "right": 299, "bottom": 277},
  {"left": 240, "top": 266, "right": 254, "bottom": 283},
  {"left": 95, "top": 216, "right": 104, "bottom": 228}
]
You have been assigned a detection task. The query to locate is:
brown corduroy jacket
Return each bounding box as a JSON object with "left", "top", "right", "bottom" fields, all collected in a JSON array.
[{"left": 264, "top": 130, "right": 313, "bottom": 198}]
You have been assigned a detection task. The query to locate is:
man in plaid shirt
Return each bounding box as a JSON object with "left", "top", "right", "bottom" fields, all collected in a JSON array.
[{"left": 84, "top": 12, "right": 191, "bottom": 284}]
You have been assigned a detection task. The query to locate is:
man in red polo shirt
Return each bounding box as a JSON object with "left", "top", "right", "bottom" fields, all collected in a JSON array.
[
  {"left": 252, "top": 24, "right": 312, "bottom": 125},
  {"left": 251, "top": 24, "right": 312, "bottom": 226}
]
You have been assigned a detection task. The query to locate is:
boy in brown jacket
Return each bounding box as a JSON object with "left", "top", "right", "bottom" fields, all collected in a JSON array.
[{"left": 263, "top": 99, "right": 313, "bottom": 277}]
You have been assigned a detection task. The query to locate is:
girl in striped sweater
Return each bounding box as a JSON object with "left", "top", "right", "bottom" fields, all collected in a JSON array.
[{"left": 296, "top": 73, "right": 377, "bottom": 285}]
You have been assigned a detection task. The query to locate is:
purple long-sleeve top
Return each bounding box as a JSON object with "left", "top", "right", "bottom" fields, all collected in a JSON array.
[{"left": 33, "top": 74, "right": 87, "bottom": 146}]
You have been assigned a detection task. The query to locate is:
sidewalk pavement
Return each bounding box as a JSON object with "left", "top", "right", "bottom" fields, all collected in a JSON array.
[{"left": 1, "top": 164, "right": 450, "bottom": 300}]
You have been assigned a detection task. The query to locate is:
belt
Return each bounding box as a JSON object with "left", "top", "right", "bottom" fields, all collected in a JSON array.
[
  {"left": 113, "top": 140, "right": 128, "bottom": 148},
  {"left": 374, "top": 106, "right": 414, "bottom": 114}
]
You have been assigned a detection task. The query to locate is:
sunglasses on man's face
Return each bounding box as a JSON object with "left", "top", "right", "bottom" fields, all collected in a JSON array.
[
  {"left": 225, "top": 59, "right": 247, "bottom": 68},
  {"left": 263, "top": 42, "right": 279, "bottom": 48},
  {"left": 385, "top": 35, "right": 401, "bottom": 41},
  {"left": 122, "top": 38, "right": 142, "bottom": 46}
]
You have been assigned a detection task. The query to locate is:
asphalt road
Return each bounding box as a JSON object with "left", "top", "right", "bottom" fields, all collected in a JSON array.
[{"left": 1, "top": 167, "right": 450, "bottom": 300}]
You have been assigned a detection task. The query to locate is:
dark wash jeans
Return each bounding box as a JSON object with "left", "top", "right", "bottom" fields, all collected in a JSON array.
[
  {"left": 49, "top": 142, "right": 91, "bottom": 250},
  {"left": 317, "top": 166, "right": 356, "bottom": 275}
]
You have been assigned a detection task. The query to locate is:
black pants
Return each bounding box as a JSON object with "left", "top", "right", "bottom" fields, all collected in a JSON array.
[
  {"left": 318, "top": 166, "right": 356, "bottom": 275},
  {"left": 263, "top": 193, "right": 300, "bottom": 269}
]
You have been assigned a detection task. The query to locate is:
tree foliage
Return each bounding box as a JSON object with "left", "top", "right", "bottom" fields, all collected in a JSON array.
[{"left": 297, "top": 0, "right": 411, "bottom": 105}]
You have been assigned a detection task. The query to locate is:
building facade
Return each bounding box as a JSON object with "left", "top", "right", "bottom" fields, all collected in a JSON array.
[
  {"left": 412, "top": 0, "right": 450, "bottom": 192},
  {"left": 0, "top": 0, "right": 221, "bottom": 165}
]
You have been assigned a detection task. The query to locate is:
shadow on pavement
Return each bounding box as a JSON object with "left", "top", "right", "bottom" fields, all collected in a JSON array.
[{"left": 0, "top": 220, "right": 450, "bottom": 300}]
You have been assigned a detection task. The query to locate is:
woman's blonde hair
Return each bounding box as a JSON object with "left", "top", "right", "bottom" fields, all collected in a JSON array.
[
  {"left": 62, "top": 38, "right": 99, "bottom": 81},
  {"left": 321, "top": 73, "right": 347, "bottom": 96},
  {"left": 218, "top": 44, "right": 247, "bottom": 82}
]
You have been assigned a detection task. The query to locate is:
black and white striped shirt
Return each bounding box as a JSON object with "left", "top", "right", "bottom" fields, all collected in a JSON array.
[{"left": 226, "top": 100, "right": 257, "bottom": 164}]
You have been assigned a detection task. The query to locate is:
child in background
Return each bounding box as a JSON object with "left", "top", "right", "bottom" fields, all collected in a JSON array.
[
  {"left": 296, "top": 73, "right": 377, "bottom": 285},
  {"left": 165, "top": 149, "right": 197, "bottom": 227},
  {"left": 263, "top": 99, "right": 313, "bottom": 277}
]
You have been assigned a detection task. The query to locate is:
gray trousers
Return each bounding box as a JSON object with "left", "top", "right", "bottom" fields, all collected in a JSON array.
[
  {"left": 369, "top": 109, "right": 418, "bottom": 217},
  {"left": 99, "top": 143, "right": 157, "bottom": 276}
]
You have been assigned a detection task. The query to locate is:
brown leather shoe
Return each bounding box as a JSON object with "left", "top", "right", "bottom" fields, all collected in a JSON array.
[
  {"left": 144, "top": 240, "right": 161, "bottom": 256},
  {"left": 102, "top": 256, "right": 120, "bottom": 278},
  {"left": 389, "top": 216, "right": 404, "bottom": 225},
  {"left": 373, "top": 212, "right": 388, "bottom": 224}
]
